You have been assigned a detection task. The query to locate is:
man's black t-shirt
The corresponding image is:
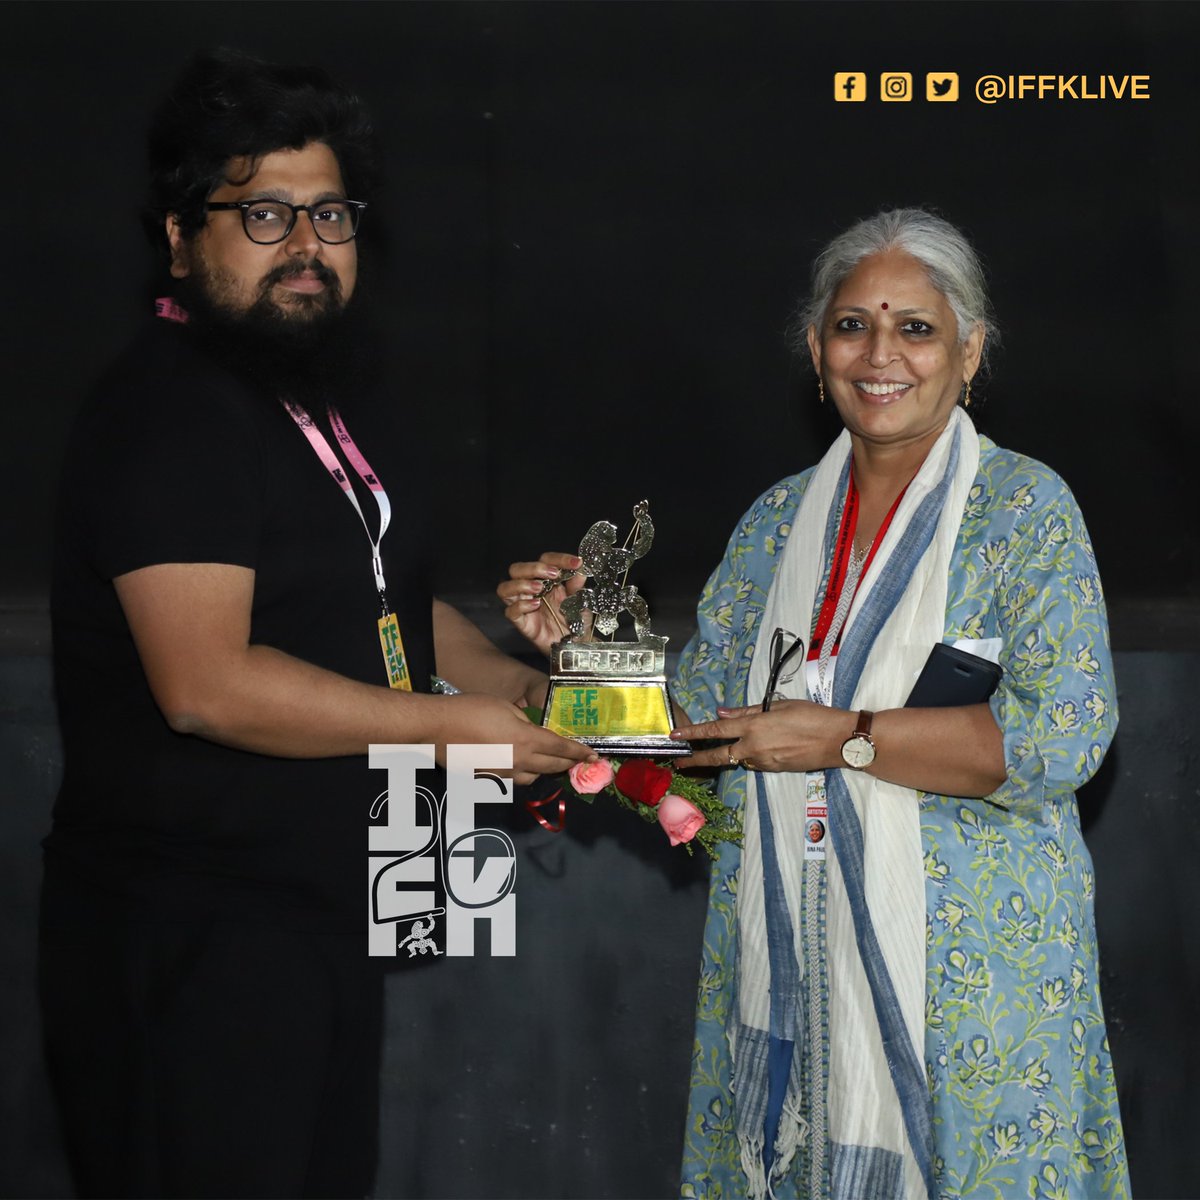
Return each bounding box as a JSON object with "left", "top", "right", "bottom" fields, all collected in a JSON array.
[{"left": 48, "top": 317, "right": 435, "bottom": 930}]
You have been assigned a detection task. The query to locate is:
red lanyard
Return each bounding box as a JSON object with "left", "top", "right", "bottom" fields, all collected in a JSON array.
[
  {"left": 808, "top": 468, "right": 908, "bottom": 660},
  {"left": 282, "top": 401, "right": 393, "bottom": 617}
]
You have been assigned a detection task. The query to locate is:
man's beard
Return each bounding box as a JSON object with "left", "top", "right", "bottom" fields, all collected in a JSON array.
[{"left": 176, "top": 257, "right": 379, "bottom": 412}]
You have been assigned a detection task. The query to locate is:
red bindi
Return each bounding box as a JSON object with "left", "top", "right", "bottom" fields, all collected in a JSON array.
[{"left": 880, "top": 302, "right": 889, "bottom": 310}]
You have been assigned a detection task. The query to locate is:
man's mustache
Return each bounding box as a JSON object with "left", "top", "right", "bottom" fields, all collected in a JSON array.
[{"left": 260, "top": 259, "right": 341, "bottom": 291}]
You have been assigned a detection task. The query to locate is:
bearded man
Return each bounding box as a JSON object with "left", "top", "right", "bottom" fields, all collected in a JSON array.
[{"left": 40, "top": 48, "right": 590, "bottom": 1199}]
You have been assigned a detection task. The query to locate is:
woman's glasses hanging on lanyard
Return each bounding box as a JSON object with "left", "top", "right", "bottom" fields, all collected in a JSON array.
[{"left": 762, "top": 627, "right": 804, "bottom": 712}]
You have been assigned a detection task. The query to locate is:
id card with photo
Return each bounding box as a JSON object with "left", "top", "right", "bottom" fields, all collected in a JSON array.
[{"left": 804, "top": 774, "right": 828, "bottom": 860}]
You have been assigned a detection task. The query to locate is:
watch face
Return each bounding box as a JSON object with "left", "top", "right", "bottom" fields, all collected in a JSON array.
[{"left": 841, "top": 735, "right": 876, "bottom": 769}]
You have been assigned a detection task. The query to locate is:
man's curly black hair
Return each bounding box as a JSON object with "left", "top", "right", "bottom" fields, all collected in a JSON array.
[{"left": 143, "top": 47, "right": 380, "bottom": 258}]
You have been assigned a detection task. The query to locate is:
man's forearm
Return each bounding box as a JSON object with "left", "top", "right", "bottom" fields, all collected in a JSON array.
[
  {"left": 116, "top": 566, "right": 558, "bottom": 761},
  {"left": 163, "top": 643, "right": 452, "bottom": 757}
]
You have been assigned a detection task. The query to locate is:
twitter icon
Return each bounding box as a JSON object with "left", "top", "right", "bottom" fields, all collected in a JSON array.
[{"left": 926, "top": 73, "right": 959, "bottom": 102}]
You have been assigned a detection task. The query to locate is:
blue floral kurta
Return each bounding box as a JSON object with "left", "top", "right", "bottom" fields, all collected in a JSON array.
[{"left": 673, "top": 437, "right": 1130, "bottom": 1199}]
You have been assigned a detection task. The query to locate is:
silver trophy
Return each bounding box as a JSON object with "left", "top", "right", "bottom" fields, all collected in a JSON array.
[{"left": 540, "top": 501, "right": 687, "bottom": 757}]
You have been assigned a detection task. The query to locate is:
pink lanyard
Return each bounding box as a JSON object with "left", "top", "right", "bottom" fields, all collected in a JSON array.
[
  {"left": 155, "top": 296, "right": 190, "bottom": 324},
  {"left": 153, "top": 300, "right": 394, "bottom": 616},
  {"left": 282, "top": 400, "right": 393, "bottom": 616}
]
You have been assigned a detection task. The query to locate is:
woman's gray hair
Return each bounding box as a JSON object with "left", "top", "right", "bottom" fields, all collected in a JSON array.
[{"left": 793, "top": 208, "right": 997, "bottom": 369}]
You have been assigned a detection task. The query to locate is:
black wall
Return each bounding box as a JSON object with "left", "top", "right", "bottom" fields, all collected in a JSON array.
[{"left": 4, "top": 1, "right": 1199, "bottom": 603}]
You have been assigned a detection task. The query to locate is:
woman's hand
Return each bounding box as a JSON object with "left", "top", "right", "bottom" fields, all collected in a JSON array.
[
  {"left": 497, "top": 552, "right": 587, "bottom": 658},
  {"left": 673, "top": 700, "right": 1007, "bottom": 799},
  {"left": 672, "top": 699, "right": 845, "bottom": 774}
]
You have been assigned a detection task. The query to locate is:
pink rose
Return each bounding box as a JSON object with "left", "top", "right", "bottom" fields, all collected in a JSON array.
[
  {"left": 568, "top": 758, "right": 616, "bottom": 795},
  {"left": 657, "top": 794, "right": 707, "bottom": 846}
]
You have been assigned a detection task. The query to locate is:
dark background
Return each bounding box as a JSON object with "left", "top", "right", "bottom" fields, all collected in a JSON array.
[
  {"left": 4, "top": 0, "right": 1199, "bottom": 609},
  {"left": 2, "top": 2, "right": 1198, "bottom": 1198}
]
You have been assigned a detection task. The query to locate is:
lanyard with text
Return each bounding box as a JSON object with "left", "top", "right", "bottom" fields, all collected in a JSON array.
[
  {"left": 806, "top": 467, "right": 909, "bottom": 705},
  {"left": 282, "top": 400, "right": 412, "bottom": 691}
]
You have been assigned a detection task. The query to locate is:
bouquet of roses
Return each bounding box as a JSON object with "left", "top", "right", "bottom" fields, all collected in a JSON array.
[{"left": 533, "top": 754, "right": 742, "bottom": 860}]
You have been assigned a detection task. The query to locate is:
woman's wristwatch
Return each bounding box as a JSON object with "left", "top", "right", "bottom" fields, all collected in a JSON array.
[{"left": 840, "top": 710, "right": 876, "bottom": 769}]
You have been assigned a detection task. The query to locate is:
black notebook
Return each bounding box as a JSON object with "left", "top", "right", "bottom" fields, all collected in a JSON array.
[{"left": 905, "top": 643, "right": 1002, "bottom": 708}]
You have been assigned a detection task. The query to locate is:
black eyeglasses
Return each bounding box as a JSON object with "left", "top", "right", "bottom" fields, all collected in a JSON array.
[
  {"left": 205, "top": 199, "right": 367, "bottom": 245},
  {"left": 762, "top": 627, "right": 804, "bottom": 712}
]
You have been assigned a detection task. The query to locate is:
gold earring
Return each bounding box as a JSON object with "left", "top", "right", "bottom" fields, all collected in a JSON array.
[
  {"left": 819, "top": 379, "right": 825, "bottom": 405},
  {"left": 963, "top": 379, "right": 972, "bottom": 409}
]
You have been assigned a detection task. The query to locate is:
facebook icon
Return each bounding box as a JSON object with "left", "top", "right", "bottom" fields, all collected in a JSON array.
[{"left": 834, "top": 72, "right": 867, "bottom": 103}]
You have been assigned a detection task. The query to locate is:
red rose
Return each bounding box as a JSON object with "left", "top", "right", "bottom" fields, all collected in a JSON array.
[{"left": 614, "top": 759, "right": 673, "bottom": 807}]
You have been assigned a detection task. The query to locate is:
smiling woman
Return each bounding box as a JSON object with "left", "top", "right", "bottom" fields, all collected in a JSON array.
[
  {"left": 663, "top": 209, "right": 1130, "bottom": 1199},
  {"left": 503, "top": 207, "right": 1131, "bottom": 1199},
  {"left": 808, "top": 250, "right": 984, "bottom": 465}
]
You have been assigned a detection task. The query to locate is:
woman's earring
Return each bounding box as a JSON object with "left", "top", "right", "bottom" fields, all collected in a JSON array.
[
  {"left": 818, "top": 379, "right": 825, "bottom": 405},
  {"left": 963, "top": 379, "right": 972, "bottom": 409}
]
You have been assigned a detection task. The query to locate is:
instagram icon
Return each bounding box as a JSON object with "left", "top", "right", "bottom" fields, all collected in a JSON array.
[{"left": 880, "top": 72, "right": 913, "bottom": 101}]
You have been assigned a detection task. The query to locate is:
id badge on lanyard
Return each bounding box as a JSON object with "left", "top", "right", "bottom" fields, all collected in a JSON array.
[
  {"left": 377, "top": 612, "right": 411, "bottom": 690},
  {"left": 804, "top": 773, "right": 828, "bottom": 860},
  {"left": 283, "top": 401, "right": 413, "bottom": 691}
]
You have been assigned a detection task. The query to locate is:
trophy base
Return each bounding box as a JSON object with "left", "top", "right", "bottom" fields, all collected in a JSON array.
[{"left": 542, "top": 637, "right": 690, "bottom": 758}]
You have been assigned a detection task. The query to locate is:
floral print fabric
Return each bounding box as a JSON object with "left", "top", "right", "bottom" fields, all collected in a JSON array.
[{"left": 673, "top": 437, "right": 1130, "bottom": 1199}]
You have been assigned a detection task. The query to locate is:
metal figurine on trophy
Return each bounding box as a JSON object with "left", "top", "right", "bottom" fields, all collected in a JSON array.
[{"left": 536, "top": 500, "right": 688, "bottom": 757}]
